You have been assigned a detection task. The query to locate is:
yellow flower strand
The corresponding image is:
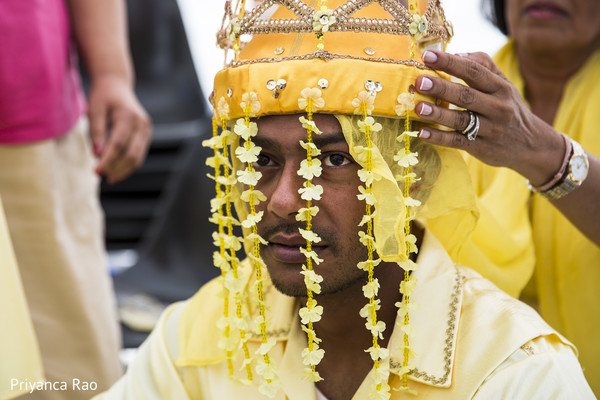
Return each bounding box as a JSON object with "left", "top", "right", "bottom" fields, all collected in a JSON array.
[
  {"left": 304, "top": 98, "right": 318, "bottom": 376},
  {"left": 361, "top": 105, "right": 381, "bottom": 375},
  {"left": 315, "top": 0, "right": 327, "bottom": 50},
  {"left": 408, "top": 0, "right": 418, "bottom": 59},
  {"left": 211, "top": 116, "right": 235, "bottom": 377},
  {"left": 243, "top": 104, "right": 274, "bottom": 382},
  {"left": 401, "top": 109, "right": 413, "bottom": 389},
  {"left": 233, "top": 0, "right": 247, "bottom": 57}
]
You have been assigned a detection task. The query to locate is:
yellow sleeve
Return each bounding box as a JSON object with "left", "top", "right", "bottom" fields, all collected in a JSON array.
[
  {"left": 458, "top": 157, "right": 535, "bottom": 298},
  {"left": 473, "top": 335, "right": 594, "bottom": 399},
  {"left": 0, "top": 196, "right": 44, "bottom": 400}
]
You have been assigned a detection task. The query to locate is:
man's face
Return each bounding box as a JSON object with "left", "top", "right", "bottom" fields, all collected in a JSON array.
[{"left": 252, "top": 114, "right": 369, "bottom": 297}]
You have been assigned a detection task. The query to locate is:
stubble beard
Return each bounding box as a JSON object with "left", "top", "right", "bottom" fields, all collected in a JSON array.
[{"left": 257, "top": 222, "right": 369, "bottom": 298}]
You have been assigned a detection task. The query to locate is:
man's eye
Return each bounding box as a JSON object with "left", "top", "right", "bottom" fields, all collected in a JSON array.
[
  {"left": 255, "top": 154, "right": 272, "bottom": 167},
  {"left": 323, "top": 153, "right": 351, "bottom": 167}
]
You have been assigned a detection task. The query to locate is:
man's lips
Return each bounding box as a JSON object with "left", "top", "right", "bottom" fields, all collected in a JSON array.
[
  {"left": 525, "top": 2, "right": 567, "bottom": 19},
  {"left": 267, "top": 233, "right": 327, "bottom": 263}
]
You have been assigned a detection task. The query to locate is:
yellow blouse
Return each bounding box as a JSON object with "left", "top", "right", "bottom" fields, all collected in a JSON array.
[{"left": 490, "top": 41, "right": 600, "bottom": 395}]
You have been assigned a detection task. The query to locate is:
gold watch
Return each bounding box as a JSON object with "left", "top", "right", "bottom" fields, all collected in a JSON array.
[{"left": 540, "top": 139, "right": 589, "bottom": 200}]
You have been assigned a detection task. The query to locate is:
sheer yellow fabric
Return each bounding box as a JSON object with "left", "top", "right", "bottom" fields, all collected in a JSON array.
[
  {"left": 494, "top": 40, "right": 600, "bottom": 395},
  {"left": 0, "top": 196, "right": 44, "bottom": 400},
  {"left": 335, "top": 115, "right": 478, "bottom": 261}
]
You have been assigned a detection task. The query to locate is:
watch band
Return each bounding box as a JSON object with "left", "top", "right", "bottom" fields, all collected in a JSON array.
[{"left": 538, "top": 139, "right": 589, "bottom": 200}]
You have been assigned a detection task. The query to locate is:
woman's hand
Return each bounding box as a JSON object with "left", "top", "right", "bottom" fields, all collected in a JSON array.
[{"left": 414, "top": 50, "right": 564, "bottom": 188}]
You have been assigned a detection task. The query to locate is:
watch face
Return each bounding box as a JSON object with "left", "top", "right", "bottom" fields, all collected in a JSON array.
[{"left": 570, "top": 155, "right": 589, "bottom": 181}]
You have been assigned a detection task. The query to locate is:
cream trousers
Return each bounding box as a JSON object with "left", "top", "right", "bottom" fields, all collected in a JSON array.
[{"left": 0, "top": 119, "right": 122, "bottom": 399}]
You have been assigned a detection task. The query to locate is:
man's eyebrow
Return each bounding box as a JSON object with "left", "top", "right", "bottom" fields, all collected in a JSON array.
[
  {"left": 312, "top": 132, "right": 347, "bottom": 148},
  {"left": 252, "top": 131, "right": 347, "bottom": 150},
  {"left": 252, "top": 136, "right": 280, "bottom": 151}
]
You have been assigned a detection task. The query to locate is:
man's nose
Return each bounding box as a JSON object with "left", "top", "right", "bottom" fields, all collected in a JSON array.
[{"left": 266, "top": 164, "right": 305, "bottom": 219}]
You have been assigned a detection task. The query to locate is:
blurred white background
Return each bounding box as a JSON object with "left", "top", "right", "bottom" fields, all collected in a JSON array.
[{"left": 176, "top": 0, "right": 507, "bottom": 100}]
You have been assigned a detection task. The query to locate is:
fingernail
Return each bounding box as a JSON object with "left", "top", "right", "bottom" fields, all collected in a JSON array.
[
  {"left": 419, "top": 76, "right": 433, "bottom": 91},
  {"left": 423, "top": 51, "right": 438, "bottom": 63},
  {"left": 93, "top": 145, "right": 101, "bottom": 156},
  {"left": 420, "top": 129, "right": 431, "bottom": 139},
  {"left": 419, "top": 103, "right": 433, "bottom": 116}
]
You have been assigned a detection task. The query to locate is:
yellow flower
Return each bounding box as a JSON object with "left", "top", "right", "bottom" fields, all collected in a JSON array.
[
  {"left": 365, "top": 345, "right": 390, "bottom": 361},
  {"left": 298, "top": 88, "right": 325, "bottom": 110},
  {"left": 299, "top": 116, "right": 322, "bottom": 134},
  {"left": 236, "top": 168, "right": 262, "bottom": 186},
  {"left": 405, "top": 233, "right": 418, "bottom": 253},
  {"left": 297, "top": 159, "right": 323, "bottom": 180},
  {"left": 395, "top": 92, "right": 415, "bottom": 116},
  {"left": 218, "top": 335, "right": 238, "bottom": 352},
  {"left": 365, "top": 320, "right": 386, "bottom": 339},
  {"left": 256, "top": 359, "right": 278, "bottom": 381},
  {"left": 362, "top": 279, "right": 380, "bottom": 298},
  {"left": 240, "top": 188, "right": 267, "bottom": 205},
  {"left": 217, "top": 96, "right": 230, "bottom": 119},
  {"left": 357, "top": 186, "right": 376, "bottom": 206},
  {"left": 302, "top": 346, "right": 325, "bottom": 365},
  {"left": 240, "top": 92, "right": 261, "bottom": 116},
  {"left": 357, "top": 116, "right": 383, "bottom": 133},
  {"left": 234, "top": 118, "right": 259, "bottom": 140},
  {"left": 300, "top": 140, "right": 322, "bottom": 156},
  {"left": 353, "top": 145, "right": 373, "bottom": 164},
  {"left": 298, "top": 182, "right": 323, "bottom": 201},
  {"left": 258, "top": 378, "right": 281, "bottom": 398},
  {"left": 352, "top": 91, "right": 375, "bottom": 115},
  {"left": 213, "top": 252, "right": 230, "bottom": 270},
  {"left": 209, "top": 197, "right": 226, "bottom": 213},
  {"left": 358, "top": 168, "right": 381, "bottom": 186},
  {"left": 393, "top": 151, "right": 419, "bottom": 168},
  {"left": 312, "top": 8, "right": 336, "bottom": 33},
  {"left": 370, "top": 383, "right": 392, "bottom": 400},
  {"left": 400, "top": 277, "right": 418, "bottom": 296},
  {"left": 395, "top": 301, "right": 418, "bottom": 319},
  {"left": 226, "top": 17, "right": 241, "bottom": 41},
  {"left": 398, "top": 259, "right": 418, "bottom": 272},
  {"left": 235, "top": 142, "right": 261, "bottom": 164},
  {"left": 359, "top": 299, "right": 381, "bottom": 319},
  {"left": 401, "top": 324, "right": 417, "bottom": 339},
  {"left": 404, "top": 196, "right": 422, "bottom": 208},
  {"left": 245, "top": 232, "right": 268, "bottom": 245},
  {"left": 400, "top": 130, "right": 419, "bottom": 139},
  {"left": 224, "top": 272, "right": 244, "bottom": 293},
  {"left": 299, "top": 304, "right": 324, "bottom": 324},
  {"left": 256, "top": 337, "right": 277, "bottom": 356},
  {"left": 409, "top": 14, "right": 428, "bottom": 41},
  {"left": 241, "top": 211, "right": 263, "bottom": 228},
  {"left": 372, "top": 363, "right": 391, "bottom": 385},
  {"left": 299, "top": 228, "right": 322, "bottom": 243},
  {"left": 358, "top": 230, "right": 375, "bottom": 247},
  {"left": 222, "top": 234, "right": 242, "bottom": 251},
  {"left": 299, "top": 247, "right": 324, "bottom": 265},
  {"left": 295, "top": 206, "right": 319, "bottom": 222},
  {"left": 302, "top": 367, "right": 323, "bottom": 382},
  {"left": 357, "top": 258, "right": 382, "bottom": 272}
]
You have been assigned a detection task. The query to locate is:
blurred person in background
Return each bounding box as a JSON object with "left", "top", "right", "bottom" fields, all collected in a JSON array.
[
  {"left": 0, "top": 0, "right": 151, "bottom": 398},
  {"left": 411, "top": 0, "right": 600, "bottom": 393}
]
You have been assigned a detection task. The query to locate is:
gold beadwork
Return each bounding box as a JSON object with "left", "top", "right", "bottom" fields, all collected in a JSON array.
[{"left": 391, "top": 266, "right": 464, "bottom": 385}]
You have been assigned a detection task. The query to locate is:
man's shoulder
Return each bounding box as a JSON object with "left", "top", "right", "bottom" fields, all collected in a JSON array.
[{"left": 457, "top": 264, "right": 561, "bottom": 344}]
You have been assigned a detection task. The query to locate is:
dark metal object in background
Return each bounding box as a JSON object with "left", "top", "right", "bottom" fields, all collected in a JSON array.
[{"left": 96, "top": 0, "right": 221, "bottom": 346}]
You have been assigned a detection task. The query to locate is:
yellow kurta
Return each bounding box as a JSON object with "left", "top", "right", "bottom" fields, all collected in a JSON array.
[
  {"left": 94, "top": 231, "right": 593, "bottom": 399},
  {"left": 490, "top": 41, "right": 600, "bottom": 394},
  {"left": 0, "top": 196, "right": 44, "bottom": 400}
]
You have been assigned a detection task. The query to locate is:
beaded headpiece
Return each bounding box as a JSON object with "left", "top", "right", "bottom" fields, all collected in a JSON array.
[{"left": 203, "top": 0, "right": 474, "bottom": 397}]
